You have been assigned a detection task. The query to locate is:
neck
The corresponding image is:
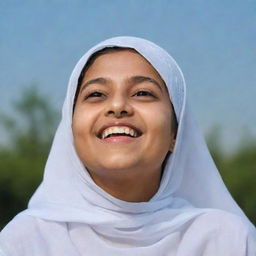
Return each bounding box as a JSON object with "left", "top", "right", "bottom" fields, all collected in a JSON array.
[{"left": 88, "top": 167, "right": 162, "bottom": 202}]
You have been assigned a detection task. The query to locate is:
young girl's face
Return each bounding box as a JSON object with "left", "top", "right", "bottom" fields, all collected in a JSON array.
[{"left": 72, "top": 49, "right": 176, "bottom": 181}]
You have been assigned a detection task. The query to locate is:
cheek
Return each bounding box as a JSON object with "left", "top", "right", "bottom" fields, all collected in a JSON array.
[
  {"left": 137, "top": 105, "right": 173, "bottom": 161},
  {"left": 72, "top": 109, "right": 99, "bottom": 166},
  {"left": 73, "top": 106, "right": 97, "bottom": 134},
  {"left": 72, "top": 108, "right": 97, "bottom": 157},
  {"left": 138, "top": 104, "right": 173, "bottom": 136}
]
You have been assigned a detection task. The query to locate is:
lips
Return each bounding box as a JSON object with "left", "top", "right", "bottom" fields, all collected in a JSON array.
[{"left": 97, "top": 122, "right": 142, "bottom": 140}]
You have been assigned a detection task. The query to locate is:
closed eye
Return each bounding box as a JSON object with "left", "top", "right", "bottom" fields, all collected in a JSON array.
[{"left": 133, "top": 90, "right": 156, "bottom": 97}]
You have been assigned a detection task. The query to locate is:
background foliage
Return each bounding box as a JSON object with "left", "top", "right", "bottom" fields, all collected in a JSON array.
[
  {"left": 0, "top": 86, "right": 59, "bottom": 229},
  {"left": 0, "top": 87, "right": 255, "bottom": 229}
]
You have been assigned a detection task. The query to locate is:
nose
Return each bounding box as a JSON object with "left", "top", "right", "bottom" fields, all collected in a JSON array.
[{"left": 104, "top": 93, "right": 133, "bottom": 118}]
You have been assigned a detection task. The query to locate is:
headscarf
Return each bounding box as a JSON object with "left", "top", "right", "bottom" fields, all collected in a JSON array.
[{"left": 1, "top": 36, "right": 255, "bottom": 255}]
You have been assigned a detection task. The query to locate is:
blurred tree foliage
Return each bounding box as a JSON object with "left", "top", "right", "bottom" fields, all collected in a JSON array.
[
  {"left": 0, "top": 87, "right": 255, "bottom": 230},
  {"left": 0, "top": 86, "right": 59, "bottom": 229},
  {"left": 206, "top": 128, "right": 256, "bottom": 225}
]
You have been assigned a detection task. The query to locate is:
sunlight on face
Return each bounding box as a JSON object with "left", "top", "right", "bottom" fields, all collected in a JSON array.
[{"left": 72, "top": 49, "right": 176, "bottom": 181}]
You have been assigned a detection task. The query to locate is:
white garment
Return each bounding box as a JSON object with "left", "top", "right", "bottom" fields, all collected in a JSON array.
[{"left": 0, "top": 36, "right": 255, "bottom": 255}]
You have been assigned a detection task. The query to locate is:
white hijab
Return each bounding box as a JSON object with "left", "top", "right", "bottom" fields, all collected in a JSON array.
[{"left": 0, "top": 36, "right": 255, "bottom": 256}]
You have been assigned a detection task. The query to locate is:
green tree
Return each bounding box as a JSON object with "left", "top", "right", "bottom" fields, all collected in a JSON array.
[
  {"left": 207, "top": 129, "right": 256, "bottom": 225},
  {"left": 0, "top": 86, "right": 59, "bottom": 229}
]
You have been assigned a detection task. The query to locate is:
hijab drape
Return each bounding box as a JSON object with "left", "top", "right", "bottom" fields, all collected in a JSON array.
[{"left": 1, "top": 36, "right": 255, "bottom": 255}]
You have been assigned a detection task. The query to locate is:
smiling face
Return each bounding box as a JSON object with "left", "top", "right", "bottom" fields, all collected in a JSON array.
[{"left": 72, "top": 49, "right": 176, "bottom": 184}]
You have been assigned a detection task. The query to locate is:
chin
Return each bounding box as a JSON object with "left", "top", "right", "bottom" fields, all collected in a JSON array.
[
  {"left": 96, "top": 155, "right": 142, "bottom": 172},
  {"left": 105, "top": 161, "right": 139, "bottom": 172}
]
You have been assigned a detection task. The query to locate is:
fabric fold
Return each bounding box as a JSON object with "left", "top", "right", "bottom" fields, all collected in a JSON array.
[{"left": 1, "top": 36, "right": 255, "bottom": 255}]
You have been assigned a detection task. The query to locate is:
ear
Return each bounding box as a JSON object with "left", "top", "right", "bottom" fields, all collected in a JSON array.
[{"left": 169, "top": 138, "right": 176, "bottom": 152}]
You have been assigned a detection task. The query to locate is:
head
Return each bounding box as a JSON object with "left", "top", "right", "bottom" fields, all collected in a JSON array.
[
  {"left": 28, "top": 37, "right": 249, "bottom": 229},
  {"left": 72, "top": 47, "right": 177, "bottom": 189}
]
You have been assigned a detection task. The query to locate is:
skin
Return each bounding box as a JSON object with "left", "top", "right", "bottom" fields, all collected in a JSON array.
[{"left": 72, "top": 50, "right": 176, "bottom": 202}]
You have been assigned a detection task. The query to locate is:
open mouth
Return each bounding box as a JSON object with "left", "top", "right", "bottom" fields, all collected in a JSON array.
[{"left": 97, "top": 126, "right": 142, "bottom": 140}]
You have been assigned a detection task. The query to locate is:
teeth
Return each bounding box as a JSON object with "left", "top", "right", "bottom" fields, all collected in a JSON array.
[
  {"left": 101, "top": 126, "right": 138, "bottom": 139},
  {"left": 113, "top": 127, "right": 119, "bottom": 134}
]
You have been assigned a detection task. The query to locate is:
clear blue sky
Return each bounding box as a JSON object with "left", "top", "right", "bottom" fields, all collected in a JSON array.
[{"left": 0, "top": 0, "right": 255, "bottom": 151}]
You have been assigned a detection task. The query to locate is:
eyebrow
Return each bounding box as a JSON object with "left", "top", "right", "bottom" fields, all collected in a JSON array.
[
  {"left": 79, "top": 75, "right": 163, "bottom": 94},
  {"left": 80, "top": 77, "right": 107, "bottom": 93},
  {"left": 128, "top": 76, "right": 163, "bottom": 92}
]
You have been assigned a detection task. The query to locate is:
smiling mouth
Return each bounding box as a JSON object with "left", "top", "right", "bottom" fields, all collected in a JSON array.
[{"left": 97, "top": 126, "right": 142, "bottom": 140}]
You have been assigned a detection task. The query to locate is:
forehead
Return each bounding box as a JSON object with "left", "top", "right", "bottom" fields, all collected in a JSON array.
[
  {"left": 83, "top": 49, "right": 165, "bottom": 82},
  {"left": 73, "top": 48, "right": 173, "bottom": 111}
]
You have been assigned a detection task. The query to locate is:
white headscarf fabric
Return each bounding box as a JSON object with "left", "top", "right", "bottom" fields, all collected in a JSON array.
[{"left": 0, "top": 36, "right": 255, "bottom": 256}]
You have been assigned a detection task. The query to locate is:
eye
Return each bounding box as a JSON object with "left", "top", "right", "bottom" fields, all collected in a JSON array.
[
  {"left": 84, "top": 91, "right": 105, "bottom": 100},
  {"left": 133, "top": 90, "right": 156, "bottom": 98}
]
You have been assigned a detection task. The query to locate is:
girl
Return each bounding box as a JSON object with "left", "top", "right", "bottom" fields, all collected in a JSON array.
[{"left": 0, "top": 36, "right": 255, "bottom": 255}]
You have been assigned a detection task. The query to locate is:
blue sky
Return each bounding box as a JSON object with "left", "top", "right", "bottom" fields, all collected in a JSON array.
[{"left": 0, "top": 0, "right": 255, "bottom": 151}]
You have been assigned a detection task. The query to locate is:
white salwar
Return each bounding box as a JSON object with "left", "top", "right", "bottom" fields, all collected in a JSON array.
[{"left": 0, "top": 36, "right": 255, "bottom": 256}]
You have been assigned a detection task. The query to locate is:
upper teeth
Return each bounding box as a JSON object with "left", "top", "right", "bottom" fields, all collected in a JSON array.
[{"left": 101, "top": 126, "right": 138, "bottom": 139}]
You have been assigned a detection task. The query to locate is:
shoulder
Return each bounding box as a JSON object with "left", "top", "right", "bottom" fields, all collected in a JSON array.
[
  {"left": 193, "top": 209, "right": 249, "bottom": 228},
  {"left": 181, "top": 209, "right": 256, "bottom": 255},
  {"left": 0, "top": 214, "right": 39, "bottom": 254},
  {"left": 0, "top": 213, "right": 67, "bottom": 255},
  {"left": 189, "top": 209, "right": 253, "bottom": 238},
  {"left": 1, "top": 214, "right": 38, "bottom": 240}
]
